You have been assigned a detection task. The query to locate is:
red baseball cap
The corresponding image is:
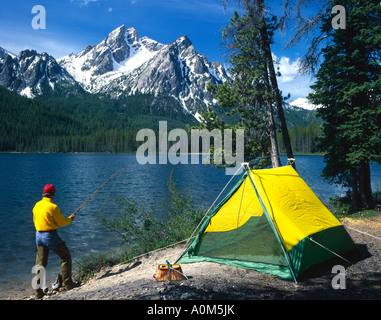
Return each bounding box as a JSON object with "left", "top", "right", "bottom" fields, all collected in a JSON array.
[{"left": 43, "top": 184, "right": 56, "bottom": 194}]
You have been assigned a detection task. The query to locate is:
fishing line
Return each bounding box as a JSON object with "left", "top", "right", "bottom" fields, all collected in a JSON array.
[
  {"left": 70, "top": 168, "right": 125, "bottom": 258},
  {"left": 72, "top": 168, "right": 124, "bottom": 217}
]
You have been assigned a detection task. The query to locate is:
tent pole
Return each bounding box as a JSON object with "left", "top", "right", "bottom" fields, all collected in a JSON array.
[{"left": 174, "top": 165, "right": 243, "bottom": 263}]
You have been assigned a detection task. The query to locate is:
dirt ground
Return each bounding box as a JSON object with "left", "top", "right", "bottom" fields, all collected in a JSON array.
[{"left": 7, "top": 214, "right": 381, "bottom": 301}]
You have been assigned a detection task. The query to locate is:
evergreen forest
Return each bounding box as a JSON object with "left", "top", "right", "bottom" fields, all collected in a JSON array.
[
  {"left": 0, "top": 86, "right": 198, "bottom": 153},
  {"left": 0, "top": 85, "right": 321, "bottom": 154}
]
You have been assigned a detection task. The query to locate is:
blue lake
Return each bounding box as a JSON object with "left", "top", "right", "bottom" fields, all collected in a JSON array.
[{"left": 0, "top": 153, "right": 380, "bottom": 295}]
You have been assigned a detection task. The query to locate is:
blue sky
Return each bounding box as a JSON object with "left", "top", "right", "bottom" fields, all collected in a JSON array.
[{"left": 0, "top": 0, "right": 317, "bottom": 100}]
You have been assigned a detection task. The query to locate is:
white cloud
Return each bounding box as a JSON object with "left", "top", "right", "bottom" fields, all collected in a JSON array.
[
  {"left": 272, "top": 54, "right": 315, "bottom": 100},
  {"left": 274, "top": 55, "right": 300, "bottom": 84},
  {"left": 83, "top": 0, "right": 97, "bottom": 4},
  {"left": 71, "top": 0, "right": 98, "bottom": 7}
]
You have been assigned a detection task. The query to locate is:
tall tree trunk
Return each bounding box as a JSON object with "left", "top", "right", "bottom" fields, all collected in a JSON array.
[
  {"left": 359, "top": 161, "right": 374, "bottom": 209},
  {"left": 351, "top": 167, "right": 359, "bottom": 210},
  {"left": 265, "top": 97, "right": 281, "bottom": 168},
  {"left": 259, "top": 18, "right": 294, "bottom": 164},
  {"left": 238, "top": 0, "right": 290, "bottom": 168},
  {"left": 258, "top": 20, "right": 280, "bottom": 167}
]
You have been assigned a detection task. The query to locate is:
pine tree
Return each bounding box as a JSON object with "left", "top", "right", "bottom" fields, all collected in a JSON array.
[
  {"left": 197, "top": 11, "right": 284, "bottom": 169},
  {"left": 222, "top": 0, "right": 295, "bottom": 167},
  {"left": 308, "top": 0, "right": 381, "bottom": 209}
]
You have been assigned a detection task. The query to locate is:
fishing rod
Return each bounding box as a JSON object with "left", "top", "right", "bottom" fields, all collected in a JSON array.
[{"left": 72, "top": 168, "right": 124, "bottom": 217}]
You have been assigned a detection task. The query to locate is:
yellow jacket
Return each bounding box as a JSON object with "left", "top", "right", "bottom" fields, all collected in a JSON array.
[{"left": 33, "top": 197, "right": 72, "bottom": 231}]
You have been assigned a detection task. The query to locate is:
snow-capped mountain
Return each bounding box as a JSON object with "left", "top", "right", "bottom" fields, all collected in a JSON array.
[
  {"left": 0, "top": 25, "right": 228, "bottom": 120},
  {"left": 0, "top": 47, "right": 81, "bottom": 98},
  {"left": 58, "top": 26, "right": 165, "bottom": 93},
  {"left": 289, "top": 98, "right": 319, "bottom": 111},
  {"left": 0, "top": 47, "right": 22, "bottom": 91},
  {"left": 58, "top": 25, "right": 228, "bottom": 116}
]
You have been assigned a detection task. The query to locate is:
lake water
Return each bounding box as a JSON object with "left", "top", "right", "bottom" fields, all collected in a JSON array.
[{"left": 0, "top": 153, "right": 380, "bottom": 295}]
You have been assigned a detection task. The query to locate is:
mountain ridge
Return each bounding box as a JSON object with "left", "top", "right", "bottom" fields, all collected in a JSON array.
[
  {"left": 0, "top": 47, "right": 83, "bottom": 99},
  {"left": 57, "top": 25, "right": 229, "bottom": 118},
  {"left": 0, "top": 25, "right": 318, "bottom": 123},
  {"left": 0, "top": 25, "right": 229, "bottom": 120}
]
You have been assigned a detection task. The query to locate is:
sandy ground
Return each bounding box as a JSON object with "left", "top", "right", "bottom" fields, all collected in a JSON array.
[{"left": 4, "top": 215, "right": 381, "bottom": 301}]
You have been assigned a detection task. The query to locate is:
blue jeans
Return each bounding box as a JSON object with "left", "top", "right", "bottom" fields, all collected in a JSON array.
[
  {"left": 36, "top": 230, "right": 62, "bottom": 250},
  {"left": 35, "top": 231, "right": 72, "bottom": 288}
]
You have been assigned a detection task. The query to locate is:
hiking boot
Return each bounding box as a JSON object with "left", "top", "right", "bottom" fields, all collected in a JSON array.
[
  {"left": 52, "top": 274, "right": 62, "bottom": 291},
  {"left": 64, "top": 280, "right": 81, "bottom": 291},
  {"left": 35, "top": 288, "right": 46, "bottom": 299}
]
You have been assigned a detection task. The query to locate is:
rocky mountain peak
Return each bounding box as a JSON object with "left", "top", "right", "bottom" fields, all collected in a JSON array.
[
  {"left": 105, "top": 25, "right": 131, "bottom": 64},
  {"left": 0, "top": 26, "right": 229, "bottom": 121},
  {"left": 56, "top": 26, "right": 229, "bottom": 119},
  {"left": 0, "top": 46, "right": 80, "bottom": 98},
  {"left": 176, "top": 35, "right": 192, "bottom": 50},
  {"left": 58, "top": 25, "right": 167, "bottom": 92},
  {"left": 125, "top": 26, "right": 140, "bottom": 44},
  {"left": 0, "top": 47, "right": 16, "bottom": 59}
]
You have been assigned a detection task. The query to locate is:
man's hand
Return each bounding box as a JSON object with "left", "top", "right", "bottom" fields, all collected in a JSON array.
[{"left": 69, "top": 214, "right": 75, "bottom": 221}]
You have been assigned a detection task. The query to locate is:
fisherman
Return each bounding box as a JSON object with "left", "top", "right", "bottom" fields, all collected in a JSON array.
[{"left": 33, "top": 184, "right": 79, "bottom": 299}]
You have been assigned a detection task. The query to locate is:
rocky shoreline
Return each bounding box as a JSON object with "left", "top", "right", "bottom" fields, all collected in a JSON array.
[{"left": 3, "top": 215, "right": 381, "bottom": 301}]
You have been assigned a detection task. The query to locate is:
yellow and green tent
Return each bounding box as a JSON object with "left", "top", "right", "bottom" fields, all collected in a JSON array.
[{"left": 177, "top": 165, "right": 356, "bottom": 282}]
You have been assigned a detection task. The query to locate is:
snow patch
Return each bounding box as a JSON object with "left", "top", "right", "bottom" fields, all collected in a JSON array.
[
  {"left": 20, "top": 87, "right": 35, "bottom": 99},
  {"left": 289, "top": 98, "right": 319, "bottom": 110},
  {"left": 194, "top": 112, "right": 203, "bottom": 122}
]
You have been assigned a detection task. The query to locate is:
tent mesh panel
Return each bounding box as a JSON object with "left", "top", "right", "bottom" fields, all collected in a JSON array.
[{"left": 196, "top": 214, "right": 288, "bottom": 267}]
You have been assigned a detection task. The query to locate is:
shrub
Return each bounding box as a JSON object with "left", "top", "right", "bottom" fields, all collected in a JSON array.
[
  {"left": 329, "top": 195, "right": 353, "bottom": 217},
  {"left": 99, "top": 170, "right": 204, "bottom": 260},
  {"left": 76, "top": 252, "right": 120, "bottom": 281}
]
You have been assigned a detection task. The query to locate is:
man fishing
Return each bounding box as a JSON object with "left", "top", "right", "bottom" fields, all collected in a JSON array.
[{"left": 33, "top": 184, "right": 79, "bottom": 299}]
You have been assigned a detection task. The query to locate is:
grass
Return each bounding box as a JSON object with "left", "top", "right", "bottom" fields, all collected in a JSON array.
[
  {"left": 330, "top": 189, "right": 381, "bottom": 220},
  {"left": 75, "top": 252, "right": 122, "bottom": 282},
  {"left": 337, "top": 208, "right": 380, "bottom": 220}
]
